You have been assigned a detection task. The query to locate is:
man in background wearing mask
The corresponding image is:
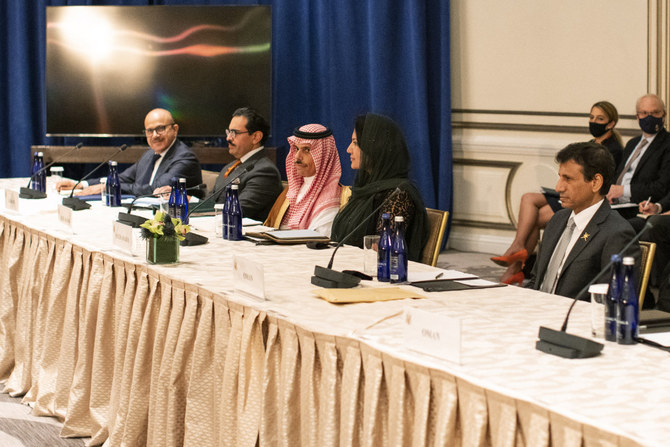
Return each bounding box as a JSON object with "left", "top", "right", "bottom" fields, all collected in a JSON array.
[{"left": 606, "top": 94, "right": 670, "bottom": 219}]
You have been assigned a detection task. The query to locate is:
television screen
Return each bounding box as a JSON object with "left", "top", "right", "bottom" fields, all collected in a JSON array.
[{"left": 46, "top": 5, "right": 271, "bottom": 137}]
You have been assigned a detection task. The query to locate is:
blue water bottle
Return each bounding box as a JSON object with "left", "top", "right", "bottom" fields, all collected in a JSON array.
[
  {"left": 37, "top": 152, "right": 47, "bottom": 192},
  {"left": 177, "top": 178, "right": 189, "bottom": 224},
  {"left": 605, "top": 254, "right": 622, "bottom": 342},
  {"left": 228, "top": 184, "right": 243, "bottom": 241},
  {"left": 107, "top": 161, "right": 121, "bottom": 207},
  {"left": 377, "top": 213, "right": 393, "bottom": 282},
  {"left": 30, "top": 152, "right": 46, "bottom": 192},
  {"left": 617, "top": 256, "right": 639, "bottom": 345},
  {"left": 168, "top": 177, "right": 178, "bottom": 217},
  {"left": 390, "top": 216, "right": 408, "bottom": 283},
  {"left": 222, "top": 186, "right": 232, "bottom": 239}
]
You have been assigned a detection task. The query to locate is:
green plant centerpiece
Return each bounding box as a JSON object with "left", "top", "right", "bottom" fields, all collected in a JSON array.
[{"left": 140, "top": 211, "right": 190, "bottom": 264}]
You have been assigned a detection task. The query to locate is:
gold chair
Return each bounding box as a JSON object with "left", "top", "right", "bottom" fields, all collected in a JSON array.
[
  {"left": 421, "top": 208, "right": 449, "bottom": 266},
  {"left": 638, "top": 241, "right": 656, "bottom": 308},
  {"left": 340, "top": 185, "right": 351, "bottom": 209},
  {"left": 201, "top": 169, "right": 220, "bottom": 195}
]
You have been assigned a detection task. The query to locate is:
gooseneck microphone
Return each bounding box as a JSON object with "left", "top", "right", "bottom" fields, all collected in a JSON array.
[
  {"left": 312, "top": 185, "right": 405, "bottom": 288},
  {"left": 19, "top": 143, "right": 84, "bottom": 199},
  {"left": 62, "top": 144, "right": 128, "bottom": 210},
  {"left": 187, "top": 163, "right": 255, "bottom": 217},
  {"left": 176, "top": 164, "right": 255, "bottom": 247},
  {"left": 535, "top": 219, "right": 653, "bottom": 359},
  {"left": 117, "top": 183, "right": 206, "bottom": 228}
]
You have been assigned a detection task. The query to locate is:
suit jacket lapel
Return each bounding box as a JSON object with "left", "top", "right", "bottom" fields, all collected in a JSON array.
[
  {"left": 633, "top": 129, "right": 666, "bottom": 176},
  {"left": 152, "top": 142, "right": 177, "bottom": 182},
  {"left": 558, "top": 201, "right": 609, "bottom": 278},
  {"left": 537, "top": 211, "right": 571, "bottom": 283}
]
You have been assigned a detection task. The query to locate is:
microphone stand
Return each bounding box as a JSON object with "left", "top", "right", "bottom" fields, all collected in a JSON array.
[
  {"left": 312, "top": 186, "right": 404, "bottom": 288},
  {"left": 62, "top": 145, "right": 128, "bottom": 211},
  {"left": 117, "top": 184, "right": 206, "bottom": 228},
  {"left": 535, "top": 220, "right": 653, "bottom": 359},
  {"left": 19, "top": 143, "right": 83, "bottom": 199}
]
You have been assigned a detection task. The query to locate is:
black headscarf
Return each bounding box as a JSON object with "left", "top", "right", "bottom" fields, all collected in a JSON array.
[{"left": 331, "top": 113, "right": 428, "bottom": 261}]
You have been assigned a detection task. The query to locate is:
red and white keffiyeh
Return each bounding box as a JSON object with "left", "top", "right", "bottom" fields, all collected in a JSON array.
[{"left": 283, "top": 124, "right": 342, "bottom": 229}]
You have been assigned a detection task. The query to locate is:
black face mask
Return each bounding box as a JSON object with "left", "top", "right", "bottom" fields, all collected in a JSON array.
[
  {"left": 589, "top": 121, "right": 610, "bottom": 138},
  {"left": 639, "top": 115, "right": 664, "bottom": 134}
]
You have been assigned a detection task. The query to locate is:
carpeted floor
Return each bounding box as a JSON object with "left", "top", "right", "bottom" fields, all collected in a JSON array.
[
  {"left": 0, "top": 249, "right": 502, "bottom": 446},
  {"left": 0, "top": 393, "right": 87, "bottom": 446}
]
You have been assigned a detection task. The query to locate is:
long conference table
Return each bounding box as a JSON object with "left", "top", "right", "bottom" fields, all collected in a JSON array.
[{"left": 0, "top": 178, "right": 669, "bottom": 447}]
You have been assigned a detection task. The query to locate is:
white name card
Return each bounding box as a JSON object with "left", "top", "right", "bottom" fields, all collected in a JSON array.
[
  {"left": 57, "top": 204, "right": 73, "bottom": 228},
  {"left": 232, "top": 254, "right": 265, "bottom": 300},
  {"left": 403, "top": 306, "right": 461, "bottom": 364},
  {"left": 113, "top": 221, "right": 134, "bottom": 253},
  {"left": 4, "top": 189, "right": 19, "bottom": 212}
]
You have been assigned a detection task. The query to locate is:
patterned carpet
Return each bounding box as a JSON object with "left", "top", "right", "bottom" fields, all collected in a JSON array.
[
  {"left": 0, "top": 394, "right": 87, "bottom": 446},
  {"left": 0, "top": 249, "right": 500, "bottom": 446}
]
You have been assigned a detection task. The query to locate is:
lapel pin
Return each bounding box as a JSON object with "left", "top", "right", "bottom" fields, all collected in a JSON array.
[{"left": 581, "top": 232, "right": 590, "bottom": 242}]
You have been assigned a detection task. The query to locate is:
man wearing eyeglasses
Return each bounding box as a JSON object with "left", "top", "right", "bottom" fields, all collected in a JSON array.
[
  {"left": 212, "top": 107, "right": 283, "bottom": 221},
  {"left": 605, "top": 94, "right": 670, "bottom": 219},
  {"left": 56, "top": 108, "right": 202, "bottom": 197}
]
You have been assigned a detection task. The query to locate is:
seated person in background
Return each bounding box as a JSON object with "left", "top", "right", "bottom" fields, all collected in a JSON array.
[
  {"left": 57, "top": 108, "right": 203, "bottom": 197},
  {"left": 330, "top": 113, "right": 429, "bottom": 262},
  {"left": 264, "top": 124, "right": 342, "bottom": 237},
  {"left": 491, "top": 101, "right": 624, "bottom": 284},
  {"left": 212, "top": 107, "right": 283, "bottom": 222},
  {"left": 526, "top": 141, "right": 640, "bottom": 299},
  {"left": 605, "top": 94, "right": 670, "bottom": 218}
]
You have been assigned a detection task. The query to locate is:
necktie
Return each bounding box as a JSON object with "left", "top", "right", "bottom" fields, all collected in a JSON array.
[
  {"left": 541, "top": 217, "right": 576, "bottom": 294},
  {"left": 224, "top": 159, "right": 241, "bottom": 178},
  {"left": 616, "top": 138, "right": 648, "bottom": 185},
  {"left": 141, "top": 153, "right": 161, "bottom": 186}
]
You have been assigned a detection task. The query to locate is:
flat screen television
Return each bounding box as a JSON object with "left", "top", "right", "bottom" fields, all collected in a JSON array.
[{"left": 46, "top": 5, "right": 271, "bottom": 137}]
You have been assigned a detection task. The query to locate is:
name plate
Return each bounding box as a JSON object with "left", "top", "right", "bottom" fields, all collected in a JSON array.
[
  {"left": 403, "top": 306, "right": 461, "bottom": 364},
  {"left": 113, "top": 221, "right": 134, "bottom": 253},
  {"left": 4, "top": 189, "right": 19, "bottom": 212},
  {"left": 57, "top": 204, "right": 73, "bottom": 228},
  {"left": 232, "top": 254, "right": 265, "bottom": 300}
]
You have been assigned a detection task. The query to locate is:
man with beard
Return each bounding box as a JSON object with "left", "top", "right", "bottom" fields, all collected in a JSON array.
[{"left": 212, "top": 107, "right": 283, "bottom": 221}]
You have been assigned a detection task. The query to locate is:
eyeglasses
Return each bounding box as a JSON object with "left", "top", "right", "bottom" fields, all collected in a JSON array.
[
  {"left": 637, "top": 110, "right": 664, "bottom": 119},
  {"left": 144, "top": 123, "right": 174, "bottom": 136},
  {"left": 225, "top": 129, "right": 251, "bottom": 138}
]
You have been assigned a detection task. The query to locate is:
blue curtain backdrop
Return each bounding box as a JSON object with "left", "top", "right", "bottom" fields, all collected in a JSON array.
[{"left": 0, "top": 0, "right": 452, "bottom": 214}]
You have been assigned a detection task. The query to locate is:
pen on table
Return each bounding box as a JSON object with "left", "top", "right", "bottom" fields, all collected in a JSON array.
[{"left": 434, "top": 272, "right": 444, "bottom": 279}]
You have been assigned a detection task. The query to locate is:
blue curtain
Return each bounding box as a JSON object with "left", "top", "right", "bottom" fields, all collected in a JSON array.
[{"left": 0, "top": 0, "right": 452, "bottom": 213}]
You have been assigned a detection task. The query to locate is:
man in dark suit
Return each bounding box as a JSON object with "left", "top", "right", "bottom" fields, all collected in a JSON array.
[
  {"left": 527, "top": 142, "right": 640, "bottom": 299},
  {"left": 58, "top": 108, "right": 203, "bottom": 197},
  {"left": 213, "top": 107, "right": 283, "bottom": 221},
  {"left": 606, "top": 94, "right": 670, "bottom": 219}
]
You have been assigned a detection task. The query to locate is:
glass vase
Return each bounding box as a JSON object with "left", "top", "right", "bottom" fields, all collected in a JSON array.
[{"left": 146, "top": 237, "right": 180, "bottom": 264}]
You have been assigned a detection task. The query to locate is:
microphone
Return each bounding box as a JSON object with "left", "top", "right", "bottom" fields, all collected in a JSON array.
[
  {"left": 178, "top": 164, "right": 255, "bottom": 247},
  {"left": 62, "top": 144, "right": 128, "bottom": 211},
  {"left": 19, "top": 143, "right": 84, "bottom": 199},
  {"left": 187, "top": 163, "right": 255, "bottom": 217},
  {"left": 117, "top": 183, "right": 206, "bottom": 228},
  {"left": 535, "top": 219, "right": 653, "bottom": 359},
  {"left": 312, "top": 185, "right": 405, "bottom": 288}
]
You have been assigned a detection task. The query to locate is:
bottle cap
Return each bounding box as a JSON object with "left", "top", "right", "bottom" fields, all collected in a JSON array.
[
  {"left": 588, "top": 283, "right": 608, "bottom": 295},
  {"left": 394, "top": 215, "right": 404, "bottom": 222},
  {"left": 382, "top": 213, "right": 390, "bottom": 219},
  {"left": 110, "top": 161, "right": 118, "bottom": 166},
  {"left": 622, "top": 256, "right": 635, "bottom": 265},
  {"left": 50, "top": 166, "right": 64, "bottom": 173},
  {"left": 37, "top": 152, "right": 44, "bottom": 156},
  {"left": 231, "top": 184, "right": 239, "bottom": 190},
  {"left": 179, "top": 178, "right": 186, "bottom": 183},
  {"left": 610, "top": 254, "right": 622, "bottom": 262}
]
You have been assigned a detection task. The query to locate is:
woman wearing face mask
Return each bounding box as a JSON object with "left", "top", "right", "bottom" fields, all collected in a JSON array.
[
  {"left": 331, "top": 113, "right": 429, "bottom": 261},
  {"left": 491, "top": 101, "right": 623, "bottom": 285}
]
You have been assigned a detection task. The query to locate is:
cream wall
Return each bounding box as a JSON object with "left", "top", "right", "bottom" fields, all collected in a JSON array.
[{"left": 449, "top": 0, "right": 670, "bottom": 254}]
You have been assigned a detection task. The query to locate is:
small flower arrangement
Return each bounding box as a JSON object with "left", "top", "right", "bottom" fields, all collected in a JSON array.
[{"left": 140, "top": 210, "right": 190, "bottom": 241}]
